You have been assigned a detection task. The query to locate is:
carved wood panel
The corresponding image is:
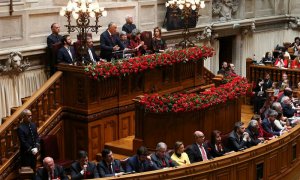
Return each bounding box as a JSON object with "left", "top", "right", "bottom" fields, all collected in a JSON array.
[{"left": 118, "top": 112, "right": 135, "bottom": 139}]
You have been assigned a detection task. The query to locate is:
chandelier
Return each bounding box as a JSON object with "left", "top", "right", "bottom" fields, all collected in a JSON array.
[
  {"left": 166, "top": 0, "right": 205, "bottom": 48},
  {"left": 59, "top": 0, "right": 107, "bottom": 64}
]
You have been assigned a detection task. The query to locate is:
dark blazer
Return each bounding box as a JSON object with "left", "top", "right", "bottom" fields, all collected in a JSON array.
[
  {"left": 282, "top": 103, "right": 296, "bottom": 118},
  {"left": 122, "top": 23, "right": 136, "bottom": 34},
  {"left": 207, "top": 142, "right": 229, "bottom": 158},
  {"left": 85, "top": 47, "right": 99, "bottom": 62},
  {"left": 186, "top": 143, "right": 213, "bottom": 163},
  {"left": 262, "top": 118, "right": 281, "bottom": 136},
  {"left": 36, "top": 165, "right": 68, "bottom": 180},
  {"left": 97, "top": 159, "right": 124, "bottom": 177},
  {"left": 246, "top": 128, "right": 262, "bottom": 146},
  {"left": 228, "top": 131, "right": 250, "bottom": 151},
  {"left": 47, "top": 34, "right": 63, "bottom": 48},
  {"left": 263, "top": 79, "right": 273, "bottom": 89},
  {"left": 17, "top": 122, "right": 40, "bottom": 169},
  {"left": 57, "top": 46, "right": 76, "bottom": 64},
  {"left": 70, "top": 161, "right": 99, "bottom": 179},
  {"left": 150, "top": 153, "right": 178, "bottom": 169},
  {"left": 125, "top": 155, "right": 158, "bottom": 173},
  {"left": 100, "top": 30, "right": 124, "bottom": 61}
]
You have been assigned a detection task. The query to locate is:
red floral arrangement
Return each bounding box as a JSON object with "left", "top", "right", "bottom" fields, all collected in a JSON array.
[
  {"left": 139, "top": 76, "right": 249, "bottom": 113},
  {"left": 84, "top": 46, "right": 214, "bottom": 80}
]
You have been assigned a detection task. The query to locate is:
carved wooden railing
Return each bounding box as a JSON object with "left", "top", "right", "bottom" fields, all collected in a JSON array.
[
  {"left": 103, "top": 124, "right": 300, "bottom": 180},
  {"left": 247, "top": 61, "right": 300, "bottom": 87},
  {"left": 0, "top": 71, "right": 63, "bottom": 179}
]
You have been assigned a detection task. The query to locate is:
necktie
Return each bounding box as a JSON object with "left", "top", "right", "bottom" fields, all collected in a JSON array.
[
  {"left": 66, "top": 48, "right": 73, "bottom": 61},
  {"left": 88, "top": 49, "right": 95, "bottom": 62},
  {"left": 161, "top": 158, "right": 166, "bottom": 167},
  {"left": 199, "top": 145, "right": 208, "bottom": 161},
  {"left": 109, "top": 163, "right": 113, "bottom": 174},
  {"left": 110, "top": 35, "right": 115, "bottom": 45}
]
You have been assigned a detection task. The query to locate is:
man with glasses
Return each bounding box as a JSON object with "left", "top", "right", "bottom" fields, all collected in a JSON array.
[
  {"left": 150, "top": 142, "right": 178, "bottom": 169},
  {"left": 186, "top": 131, "right": 213, "bottom": 163},
  {"left": 17, "top": 109, "right": 40, "bottom": 170}
]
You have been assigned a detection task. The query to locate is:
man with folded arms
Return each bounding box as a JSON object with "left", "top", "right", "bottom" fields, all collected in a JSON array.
[
  {"left": 126, "top": 146, "right": 158, "bottom": 173},
  {"left": 17, "top": 109, "right": 40, "bottom": 170},
  {"left": 186, "top": 131, "right": 213, "bottom": 163},
  {"left": 71, "top": 150, "right": 99, "bottom": 179}
]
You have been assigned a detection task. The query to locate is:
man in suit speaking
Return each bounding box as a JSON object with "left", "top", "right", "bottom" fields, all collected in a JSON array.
[{"left": 100, "top": 22, "right": 124, "bottom": 61}]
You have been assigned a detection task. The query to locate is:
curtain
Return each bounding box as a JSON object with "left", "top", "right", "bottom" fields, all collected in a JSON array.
[
  {"left": 204, "top": 39, "right": 220, "bottom": 74},
  {"left": 0, "top": 69, "right": 47, "bottom": 123}
]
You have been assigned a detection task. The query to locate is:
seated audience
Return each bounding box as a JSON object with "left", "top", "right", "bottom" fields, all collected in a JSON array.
[
  {"left": 291, "top": 56, "right": 300, "bottom": 69},
  {"left": 186, "top": 131, "right": 213, "bottom": 163},
  {"left": 47, "top": 23, "right": 62, "bottom": 48},
  {"left": 150, "top": 142, "right": 178, "bottom": 169},
  {"left": 71, "top": 150, "right": 99, "bottom": 179},
  {"left": 274, "top": 53, "right": 289, "bottom": 68},
  {"left": 252, "top": 114, "right": 274, "bottom": 140},
  {"left": 228, "top": 63, "right": 237, "bottom": 76},
  {"left": 291, "top": 36, "right": 300, "bottom": 56},
  {"left": 277, "top": 87, "right": 293, "bottom": 103},
  {"left": 122, "top": 15, "right": 136, "bottom": 36},
  {"left": 100, "top": 22, "right": 125, "bottom": 61},
  {"left": 152, "top": 27, "right": 167, "bottom": 53},
  {"left": 271, "top": 102, "right": 290, "bottom": 128},
  {"left": 85, "top": 36, "right": 99, "bottom": 63},
  {"left": 262, "top": 52, "right": 274, "bottom": 64},
  {"left": 271, "top": 82, "right": 280, "bottom": 97},
  {"left": 263, "top": 72, "right": 273, "bottom": 89},
  {"left": 253, "top": 78, "right": 267, "bottom": 114},
  {"left": 97, "top": 149, "right": 124, "bottom": 177},
  {"left": 208, "top": 130, "right": 231, "bottom": 157},
  {"left": 278, "top": 73, "right": 292, "bottom": 89},
  {"left": 128, "top": 29, "right": 147, "bottom": 56},
  {"left": 57, "top": 34, "right": 76, "bottom": 64},
  {"left": 217, "top": 62, "right": 228, "bottom": 76},
  {"left": 126, "top": 146, "right": 158, "bottom": 173},
  {"left": 36, "top": 157, "right": 68, "bottom": 180},
  {"left": 228, "top": 122, "right": 251, "bottom": 151},
  {"left": 281, "top": 96, "right": 298, "bottom": 118},
  {"left": 262, "top": 110, "right": 285, "bottom": 136},
  {"left": 246, "top": 120, "right": 264, "bottom": 146},
  {"left": 171, "top": 141, "right": 190, "bottom": 166},
  {"left": 119, "top": 31, "right": 130, "bottom": 48}
]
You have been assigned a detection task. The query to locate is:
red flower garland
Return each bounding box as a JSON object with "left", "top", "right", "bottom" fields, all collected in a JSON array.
[
  {"left": 84, "top": 46, "right": 214, "bottom": 79},
  {"left": 139, "top": 76, "right": 249, "bottom": 113}
]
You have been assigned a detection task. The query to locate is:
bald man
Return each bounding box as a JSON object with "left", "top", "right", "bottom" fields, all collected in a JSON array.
[
  {"left": 36, "top": 157, "right": 68, "bottom": 180},
  {"left": 186, "top": 131, "right": 212, "bottom": 163},
  {"left": 17, "top": 109, "right": 40, "bottom": 170}
]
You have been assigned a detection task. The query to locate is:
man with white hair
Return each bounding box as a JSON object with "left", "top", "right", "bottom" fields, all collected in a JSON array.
[
  {"left": 36, "top": 157, "right": 68, "bottom": 180},
  {"left": 122, "top": 15, "right": 136, "bottom": 36},
  {"left": 281, "top": 96, "right": 298, "bottom": 118},
  {"left": 150, "top": 142, "right": 178, "bottom": 169},
  {"left": 186, "top": 131, "right": 213, "bottom": 163}
]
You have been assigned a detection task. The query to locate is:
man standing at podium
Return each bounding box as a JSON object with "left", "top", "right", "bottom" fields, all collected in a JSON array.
[{"left": 17, "top": 109, "right": 40, "bottom": 170}]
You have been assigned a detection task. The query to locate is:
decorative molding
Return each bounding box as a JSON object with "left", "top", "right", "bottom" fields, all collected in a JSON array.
[
  {"left": 0, "top": 51, "right": 30, "bottom": 75},
  {"left": 212, "top": 0, "right": 239, "bottom": 21}
]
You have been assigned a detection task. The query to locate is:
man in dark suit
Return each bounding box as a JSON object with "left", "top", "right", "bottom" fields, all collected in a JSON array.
[
  {"left": 36, "top": 157, "right": 68, "bottom": 180},
  {"left": 246, "top": 120, "right": 264, "bottom": 146},
  {"left": 186, "top": 131, "right": 213, "bottom": 163},
  {"left": 281, "top": 96, "right": 298, "bottom": 118},
  {"left": 71, "top": 150, "right": 99, "bottom": 179},
  {"left": 150, "top": 142, "right": 178, "bottom": 169},
  {"left": 262, "top": 110, "right": 285, "bottom": 136},
  {"left": 17, "top": 109, "right": 40, "bottom": 170},
  {"left": 100, "top": 22, "right": 125, "bottom": 61},
  {"left": 47, "top": 23, "right": 62, "bottom": 49},
  {"left": 57, "top": 35, "right": 76, "bottom": 64},
  {"left": 97, "top": 148, "right": 124, "bottom": 177},
  {"left": 85, "top": 36, "right": 99, "bottom": 63},
  {"left": 46, "top": 23, "right": 63, "bottom": 75},
  {"left": 122, "top": 15, "right": 136, "bottom": 35},
  {"left": 126, "top": 146, "right": 158, "bottom": 173},
  {"left": 228, "top": 122, "right": 251, "bottom": 151},
  {"left": 263, "top": 72, "right": 273, "bottom": 89}
]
